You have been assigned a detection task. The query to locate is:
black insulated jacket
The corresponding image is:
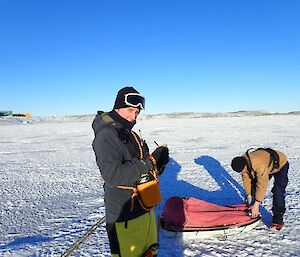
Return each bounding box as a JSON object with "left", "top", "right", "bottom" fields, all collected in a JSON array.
[{"left": 92, "top": 111, "right": 151, "bottom": 223}]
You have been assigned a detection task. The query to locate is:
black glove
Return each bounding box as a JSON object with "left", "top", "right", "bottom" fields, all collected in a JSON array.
[{"left": 151, "top": 146, "right": 169, "bottom": 174}]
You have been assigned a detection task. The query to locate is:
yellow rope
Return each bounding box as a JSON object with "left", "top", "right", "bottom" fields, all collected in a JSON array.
[
  {"left": 117, "top": 130, "right": 159, "bottom": 211},
  {"left": 131, "top": 131, "right": 143, "bottom": 159}
]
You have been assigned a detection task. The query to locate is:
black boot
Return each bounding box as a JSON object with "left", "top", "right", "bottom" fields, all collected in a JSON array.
[{"left": 272, "top": 209, "right": 284, "bottom": 225}]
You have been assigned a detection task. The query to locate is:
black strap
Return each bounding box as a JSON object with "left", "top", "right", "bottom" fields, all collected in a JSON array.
[
  {"left": 256, "top": 148, "right": 280, "bottom": 170},
  {"left": 247, "top": 148, "right": 280, "bottom": 171},
  {"left": 142, "top": 243, "right": 159, "bottom": 257},
  {"left": 245, "top": 148, "right": 255, "bottom": 171}
]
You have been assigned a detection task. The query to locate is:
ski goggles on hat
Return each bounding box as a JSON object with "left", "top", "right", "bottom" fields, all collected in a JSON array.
[{"left": 124, "top": 93, "right": 145, "bottom": 109}]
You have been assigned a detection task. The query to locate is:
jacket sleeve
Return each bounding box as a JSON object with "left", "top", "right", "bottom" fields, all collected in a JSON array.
[
  {"left": 242, "top": 172, "right": 252, "bottom": 196},
  {"left": 254, "top": 165, "right": 270, "bottom": 202},
  {"left": 92, "top": 127, "right": 149, "bottom": 187}
]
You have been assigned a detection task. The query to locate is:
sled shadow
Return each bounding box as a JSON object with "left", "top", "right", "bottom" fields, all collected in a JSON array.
[
  {"left": 160, "top": 156, "right": 272, "bottom": 224},
  {"left": 0, "top": 222, "right": 98, "bottom": 255},
  {"left": 0, "top": 235, "right": 52, "bottom": 250}
]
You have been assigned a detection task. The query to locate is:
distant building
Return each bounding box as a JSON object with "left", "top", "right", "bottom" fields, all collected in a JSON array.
[
  {"left": 0, "top": 111, "right": 31, "bottom": 117},
  {"left": 12, "top": 113, "right": 32, "bottom": 117},
  {"left": 0, "top": 110, "right": 13, "bottom": 116}
]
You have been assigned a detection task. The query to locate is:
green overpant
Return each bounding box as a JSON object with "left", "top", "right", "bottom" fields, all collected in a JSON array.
[{"left": 107, "top": 210, "right": 158, "bottom": 257}]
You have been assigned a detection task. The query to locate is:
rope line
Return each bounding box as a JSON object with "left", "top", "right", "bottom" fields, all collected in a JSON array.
[{"left": 61, "top": 216, "right": 106, "bottom": 257}]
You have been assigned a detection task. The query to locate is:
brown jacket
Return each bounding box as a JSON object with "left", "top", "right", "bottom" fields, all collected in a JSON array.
[{"left": 242, "top": 149, "right": 288, "bottom": 202}]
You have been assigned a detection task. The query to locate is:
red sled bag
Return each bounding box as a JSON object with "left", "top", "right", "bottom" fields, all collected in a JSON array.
[{"left": 161, "top": 196, "right": 260, "bottom": 232}]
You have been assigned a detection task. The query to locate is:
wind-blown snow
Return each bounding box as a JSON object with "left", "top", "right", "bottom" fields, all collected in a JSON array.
[{"left": 1, "top": 114, "right": 300, "bottom": 256}]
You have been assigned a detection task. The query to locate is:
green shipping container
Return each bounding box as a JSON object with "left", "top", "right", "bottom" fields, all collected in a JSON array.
[{"left": 0, "top": 110, "right": 13, "bottom": 116}]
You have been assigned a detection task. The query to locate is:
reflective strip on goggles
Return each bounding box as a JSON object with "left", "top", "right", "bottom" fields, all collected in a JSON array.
[{"left": 124, "top": 93, "right": 145, "bottom": 109}]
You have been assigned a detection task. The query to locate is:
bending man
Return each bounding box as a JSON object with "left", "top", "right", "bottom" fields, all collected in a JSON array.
[{"left": 231, "top": 148, "right": 288, "bottom": 230}]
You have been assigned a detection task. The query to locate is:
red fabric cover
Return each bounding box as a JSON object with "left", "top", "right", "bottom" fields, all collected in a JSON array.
[{"left": 162, "top": 196, "right": 256, "bottom": 231}]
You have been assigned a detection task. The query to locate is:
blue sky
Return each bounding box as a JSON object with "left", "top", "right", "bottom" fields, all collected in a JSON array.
[{"left": 0, "top": 0, "right": 299, "bottom": 116}]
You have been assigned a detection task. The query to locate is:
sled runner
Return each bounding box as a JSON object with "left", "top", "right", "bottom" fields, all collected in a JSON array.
[{"left": 161, "top": 196, "right": 261, "bottom": 239}]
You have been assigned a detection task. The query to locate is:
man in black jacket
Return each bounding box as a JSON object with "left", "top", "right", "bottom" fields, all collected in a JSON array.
[{"left": 92, "top": 86, "right": 169, "bottom": 257}]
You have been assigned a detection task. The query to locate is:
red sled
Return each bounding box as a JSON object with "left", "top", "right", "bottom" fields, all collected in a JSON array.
[{"left": 161, "top": 197, "right": 261, "bottom": 238}]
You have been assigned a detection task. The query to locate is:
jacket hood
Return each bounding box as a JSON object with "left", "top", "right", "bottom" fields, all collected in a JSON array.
[{"left": 92, "top": 111, "right": 120, "bottom": 136}]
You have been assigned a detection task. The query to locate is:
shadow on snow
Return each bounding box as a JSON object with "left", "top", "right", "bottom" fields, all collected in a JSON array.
[
  {"left": 158, "top": 155, "right": 272, "bottom": 256},
  {"left": 0, "top": 235, "right": 52, "bottom": 250}
]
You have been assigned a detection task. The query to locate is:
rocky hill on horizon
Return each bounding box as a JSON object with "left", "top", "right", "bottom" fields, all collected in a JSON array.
[{"left": 1, "top": 110, "right": 299, "bottom": 125}]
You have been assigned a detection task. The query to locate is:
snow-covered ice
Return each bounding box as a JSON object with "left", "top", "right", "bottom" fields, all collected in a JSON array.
[{"left": 1, "top": 114, "right": 300, "bottom": 256}]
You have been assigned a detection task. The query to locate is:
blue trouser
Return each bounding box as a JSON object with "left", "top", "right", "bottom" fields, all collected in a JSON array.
[{"left": 270, "top": 162, "right": 289, "bottom": 223}]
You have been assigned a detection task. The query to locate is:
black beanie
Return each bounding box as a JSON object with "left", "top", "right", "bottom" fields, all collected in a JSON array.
[
  {"left": 231, "top": 156, "right": 247, "bottom": 172},
  {"left": 113, "top": 86, "right": 141, "bottom": 109}
]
